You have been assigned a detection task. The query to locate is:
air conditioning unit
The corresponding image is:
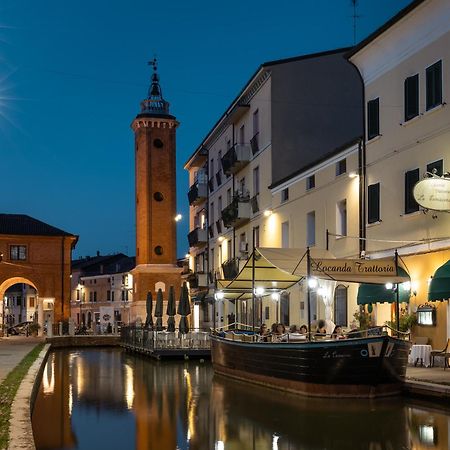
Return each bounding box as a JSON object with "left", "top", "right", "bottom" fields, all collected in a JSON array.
[{"left": 239, "top": 241, "right": 248, "bottom": 253}]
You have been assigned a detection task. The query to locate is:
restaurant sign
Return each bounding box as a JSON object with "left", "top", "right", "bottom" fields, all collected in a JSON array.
[
  {"left": 413, "top": 177, "right": 450, "bottom": 211},
  {"left": 310, "top": 258, "right": 397, "bottom": 278}
]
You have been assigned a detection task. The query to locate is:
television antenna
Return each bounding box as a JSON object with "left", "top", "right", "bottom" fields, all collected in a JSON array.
[{"left": 350, "top": 0, "right": 360, "bottom": 45}]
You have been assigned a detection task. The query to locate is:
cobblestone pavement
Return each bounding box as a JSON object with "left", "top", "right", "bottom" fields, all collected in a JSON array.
[
  {"left": 406, "top": 365, "right": 450, "bottom": 386},
  {"left": 0, "top": 336, "right": 44, "bottom": 383}
]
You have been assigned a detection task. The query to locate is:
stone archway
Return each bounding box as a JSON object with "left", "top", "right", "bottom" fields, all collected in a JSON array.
[{"left": 0, "top": 276, "right": 46, "bottom": 336}]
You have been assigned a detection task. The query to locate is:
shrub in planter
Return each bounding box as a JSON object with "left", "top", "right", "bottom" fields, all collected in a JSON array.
[{"left": 28, "top": 323, "right": 41, "bottom": 336}]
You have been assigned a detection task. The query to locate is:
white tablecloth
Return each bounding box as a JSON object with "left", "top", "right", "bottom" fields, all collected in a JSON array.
[{"left": 408, "top": 344, "right": 432, "bottom": 367}]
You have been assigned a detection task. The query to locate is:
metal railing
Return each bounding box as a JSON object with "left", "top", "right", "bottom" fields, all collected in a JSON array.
[
  {"left": 212, "top": 325, "right": 411, "bottom": 343},
  {"left": 120, "top": 326, "right": 210, "bottom": 351}
]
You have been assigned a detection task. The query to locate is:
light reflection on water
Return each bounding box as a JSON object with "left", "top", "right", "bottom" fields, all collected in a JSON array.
[{"left": 32, "top": 348, "right": 450, "bottom": 450}]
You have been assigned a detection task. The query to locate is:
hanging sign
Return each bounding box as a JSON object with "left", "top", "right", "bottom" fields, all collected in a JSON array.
[
  {"left": 413, "top": 177, "right": 450, "bottom": 211},
  {"left": 310, "top": 258, "right": 397, "bottom": 277}
]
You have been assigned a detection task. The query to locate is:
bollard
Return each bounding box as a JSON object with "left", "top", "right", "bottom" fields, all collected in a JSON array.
[
  {"left": 47, "top": 320, "right": 53, "bottom": 338},
  {"left": 59, "top": 321, "right": 63, "bottom": 336}
]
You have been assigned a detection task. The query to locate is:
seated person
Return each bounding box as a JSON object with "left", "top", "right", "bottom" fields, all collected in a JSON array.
[
  {"left": 272, "top": 323, "right": 287, "bottom": 342},
  {"left": 314, "top": 320, "right": 327, "bottom": 339},
  {"left": 288, "top": 324, "right": 307, "bottom": 341},
  {"left": 331, "top": 325, "right": 346, "bottom": 340},
  {"left": 299, "top": 324, "right": 308, "bottom": 335},
  {"left": 258, "top": 324, "right": 269, "bottom": 342}
]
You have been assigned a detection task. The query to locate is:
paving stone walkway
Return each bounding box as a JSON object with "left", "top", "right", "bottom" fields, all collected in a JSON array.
[
  {"left": 0, "top": 336, "right": 44, "bottom": 383},
  {"left": 406, "top": 365, "right": 450, "bottom": 385}
]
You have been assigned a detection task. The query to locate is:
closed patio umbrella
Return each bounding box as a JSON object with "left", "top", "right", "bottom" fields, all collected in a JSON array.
[
  {"left": 177, "top": 282, "right": 191, "bottom": 334},
  {"left": 144, "top": 291, "right": 153, "bottom": 330},
  {"left": 155, "top": 288, "right": 164, "bottom": 331},
  {"left": 166, "top": 285, "right": 176, "bottom": 332}
]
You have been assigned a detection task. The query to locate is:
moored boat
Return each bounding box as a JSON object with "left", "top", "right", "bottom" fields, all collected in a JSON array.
[{"left": 211, "top": 331, "right": 412, "bottom": 398}]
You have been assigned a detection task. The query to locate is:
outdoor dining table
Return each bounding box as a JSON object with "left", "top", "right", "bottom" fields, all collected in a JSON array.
[{"left": 408, "top": 344, "right": 432, "bottom": 367}]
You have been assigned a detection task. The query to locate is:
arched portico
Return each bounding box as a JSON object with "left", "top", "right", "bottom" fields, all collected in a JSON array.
[
  {"left": 0, "top": 215, "right": 78, "bottom": 334},
  {"left": 0, "top": 276, "right": 49, "bottom": 336}
]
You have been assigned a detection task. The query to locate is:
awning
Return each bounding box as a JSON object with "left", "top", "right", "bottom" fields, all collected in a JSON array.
[
  {"left": 217, "top": 247, "right": 410, "bottom": 300},
  {"left": 429, "top": 260, "right": 450, "bottom": 301},
  {"left": 216, "top": 248, "right": 306, "bottom": 300},
  {"left": 357, "top": 268, "right": 411, "bottom": 305}
]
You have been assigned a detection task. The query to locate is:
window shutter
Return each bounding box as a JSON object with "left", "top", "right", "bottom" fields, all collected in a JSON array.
[
  {"left": 368, "top": 183, "right": 380, "bottom": 224},
  {"left": 426, "top": 61, "right": 442, "bottom": 110},
  {"left": 404, "top": 75, "right": 419, "bottom": 121},
  {"left": 367, "top": 98, "right": 380, "bottom": 140},
  {"left": 404, "top": 169, "right": 419, "bottom": 214}
]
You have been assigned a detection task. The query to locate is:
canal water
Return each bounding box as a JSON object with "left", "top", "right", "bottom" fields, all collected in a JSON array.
[{"left": 32, "top": 348, "right": 450, "bottom": 450}]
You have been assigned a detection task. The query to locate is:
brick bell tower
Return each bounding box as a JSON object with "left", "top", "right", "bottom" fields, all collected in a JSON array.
[{"left": 131, "top": 59, "right": 182, "bottom": 322}]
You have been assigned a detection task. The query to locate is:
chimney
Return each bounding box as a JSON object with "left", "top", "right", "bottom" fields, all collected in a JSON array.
[{"left": 96, "top": 250, "right": 100, "bottom": 257}]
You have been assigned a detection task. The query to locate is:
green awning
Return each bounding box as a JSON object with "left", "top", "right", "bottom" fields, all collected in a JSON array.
[
  {"left": 357, "top": 268, "right": 410, "bottom": 305},
  {"left": 429, "top": 260, "right": 450, "bottom": 301}
]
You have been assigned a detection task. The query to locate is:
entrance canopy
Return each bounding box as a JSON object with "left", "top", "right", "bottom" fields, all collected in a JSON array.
[
  {"left": 357, "top": 268, "right": 411, "bottom": 305},
  {"left": 216, "top": 247, "right": 410, "bottom": 300},
  {"left": 429, "top": 260, "right": 450, "bottom": 301}
]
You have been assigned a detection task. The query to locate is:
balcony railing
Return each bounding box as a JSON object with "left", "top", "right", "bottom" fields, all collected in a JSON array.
[
  {"left": 250, "top": 132, "right": 259, "bottom": 155},
  {"left": 250, "top": 194, "right": 259, "bottom": 213},
  {"left": 221, "top": 192, "right": 251, "bottom": 228},
  {"left": 221, "top": 144, "right": 251, "bottom": 176},
  {"left": 216, "top": 171, "right": 222, "bottom": 187},
  {"left": 188, "top": 181, "right": 208, "bottom": 206},
  {"left": 208, "top": 177, "right": 214, "bottom": 193},
  {"left": 187, "top": 227, "right": 208, "bottom": 248},
  {"left": 188, "top": 272, "right": 209, "bottom": 289},
  {"left": 216, "top": 219, "right": 222, "bottom": 235},
  {"left": 221, "top": 258, "right": 240, "bottom": 280}
]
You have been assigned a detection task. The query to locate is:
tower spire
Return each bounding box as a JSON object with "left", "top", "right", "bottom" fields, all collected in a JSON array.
[{"left": 139, "top": 57, "right": 171, "bottom": 116}]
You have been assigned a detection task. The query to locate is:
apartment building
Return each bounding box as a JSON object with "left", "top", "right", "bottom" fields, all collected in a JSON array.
[
  {"left": 185, "top": 48, "right": 363, "bottom": 329},
  {"left": 70, "top": 253, "right": 135, "bottom": 331},
  {"left": 348, "top": 0, "right": 450, "bottom": 346},
  {"left": 3, "top": 283, "right": 37, "bottom": 326}
]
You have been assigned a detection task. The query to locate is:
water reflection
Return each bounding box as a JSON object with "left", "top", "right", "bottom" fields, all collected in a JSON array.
[{"left": 32, "top": 349, "right": 450, "bottom": 450}]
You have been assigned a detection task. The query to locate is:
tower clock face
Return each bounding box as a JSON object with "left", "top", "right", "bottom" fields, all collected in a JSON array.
[{"left": 153, "top": 138, "right": 164, "bottom": 148}]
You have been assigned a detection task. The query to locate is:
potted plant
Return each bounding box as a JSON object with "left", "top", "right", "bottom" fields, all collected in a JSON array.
[{"left": 28, "top": 322, "right": 41, "bottom": 336}]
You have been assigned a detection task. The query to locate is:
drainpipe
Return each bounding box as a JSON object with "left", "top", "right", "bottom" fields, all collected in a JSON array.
[
  {"left": 347, "top": 56, "right": 366, "bottom": 256},
  {"left": 61, "top": 237, "right": 65, "bottom": 321}
]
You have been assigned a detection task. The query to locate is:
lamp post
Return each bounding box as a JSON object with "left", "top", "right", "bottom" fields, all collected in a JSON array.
[{"left": 271, "top": 292, "right": 280, "bottom": 323}]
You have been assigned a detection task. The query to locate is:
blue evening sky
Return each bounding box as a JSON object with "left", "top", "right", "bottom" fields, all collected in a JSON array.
[{"left": 0, "top": 0, "right": 411, "bottom": 259}]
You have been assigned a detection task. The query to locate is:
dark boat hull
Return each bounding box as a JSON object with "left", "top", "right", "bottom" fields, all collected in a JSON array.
[{"left": 211, "top": 335, "right": 412, "bottom": 398}]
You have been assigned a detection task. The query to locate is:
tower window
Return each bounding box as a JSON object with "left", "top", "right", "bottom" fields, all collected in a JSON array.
[
  {"left": 153, "top": 138, "right": 164, "bottom": 148},
  {"left": 154, "top": 246, "right": 163, "bottom": 255},
  {"left": 153, "top": 192, "right": 164, "bottom": 201}
]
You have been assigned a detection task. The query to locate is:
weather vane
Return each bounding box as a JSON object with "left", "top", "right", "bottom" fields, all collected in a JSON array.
[{"left": 148, "top": 56, "right": 158, "bottom": 73}]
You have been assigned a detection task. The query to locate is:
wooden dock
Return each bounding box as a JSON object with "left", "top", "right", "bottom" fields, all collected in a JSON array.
[{"left": 120, "top": 327, "right": 211, "bottom": 360}]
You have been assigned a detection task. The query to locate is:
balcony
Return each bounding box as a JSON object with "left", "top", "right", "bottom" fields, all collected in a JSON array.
[
  {"left": 221, "top": 193, "right": 251, "bottom": 228},
  {"left": 221, "top": 258, "right": 240, "bottom": 280},
  {"left": 250, "top": 132, "right": 259, "bottom": 155},
  {"left": 221, "top": 144, "right": 251, "bottom": 176},
  {"left": 188, "top": 272, "right": 209, "bottom": 289},
  {"left": 187, "top": 227, "right": 208, "bottom": 248},
  {"left": 188, "top": 181, "right": 207, "bottom": 206}
]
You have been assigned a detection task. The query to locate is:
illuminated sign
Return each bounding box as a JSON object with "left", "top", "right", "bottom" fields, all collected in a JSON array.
[
  {"left": 310, "top": 258, "right": 397, "bottom": 277},
  {"left": 413, "top": 177, "right": 450, "bottom": 211}
]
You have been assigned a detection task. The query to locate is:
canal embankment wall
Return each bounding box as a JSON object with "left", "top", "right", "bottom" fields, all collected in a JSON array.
[
  {"left": 46, "top": 335, "right": 121, "bottom": 347},
  {"left": 8, "top": 343, "right": 51, "bottom": 450}
]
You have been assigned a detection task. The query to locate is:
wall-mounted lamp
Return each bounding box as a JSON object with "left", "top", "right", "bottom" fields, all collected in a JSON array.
[
  {"left": 308, "top": 277, "right": 318, "bottom": 289},
  {"left": 174, "top": 214, "right": 183, "bottom": 222},
  {"left": 215, "top": 291, "right": 224, "bottom": 300},
  {"left": 185, "top": 253, "right": 190, "bottom": 259},
  {"left": 264, "top": 209, "right": 273, "bottom": 217},
  {"left": 385, "top": 282, "right": 393, "bottom": 290},
  {"left": 271, "top": 292, "right": 280, "bottom": 301},
  {"left": 218, "top": 236, "right": 225, "bottom": 242},
  {"left": 348, "top": 171, "right": 358, "bottom": 179},
  {"left": 255, "top": 286, "right": 265, "bottom": 296}
]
